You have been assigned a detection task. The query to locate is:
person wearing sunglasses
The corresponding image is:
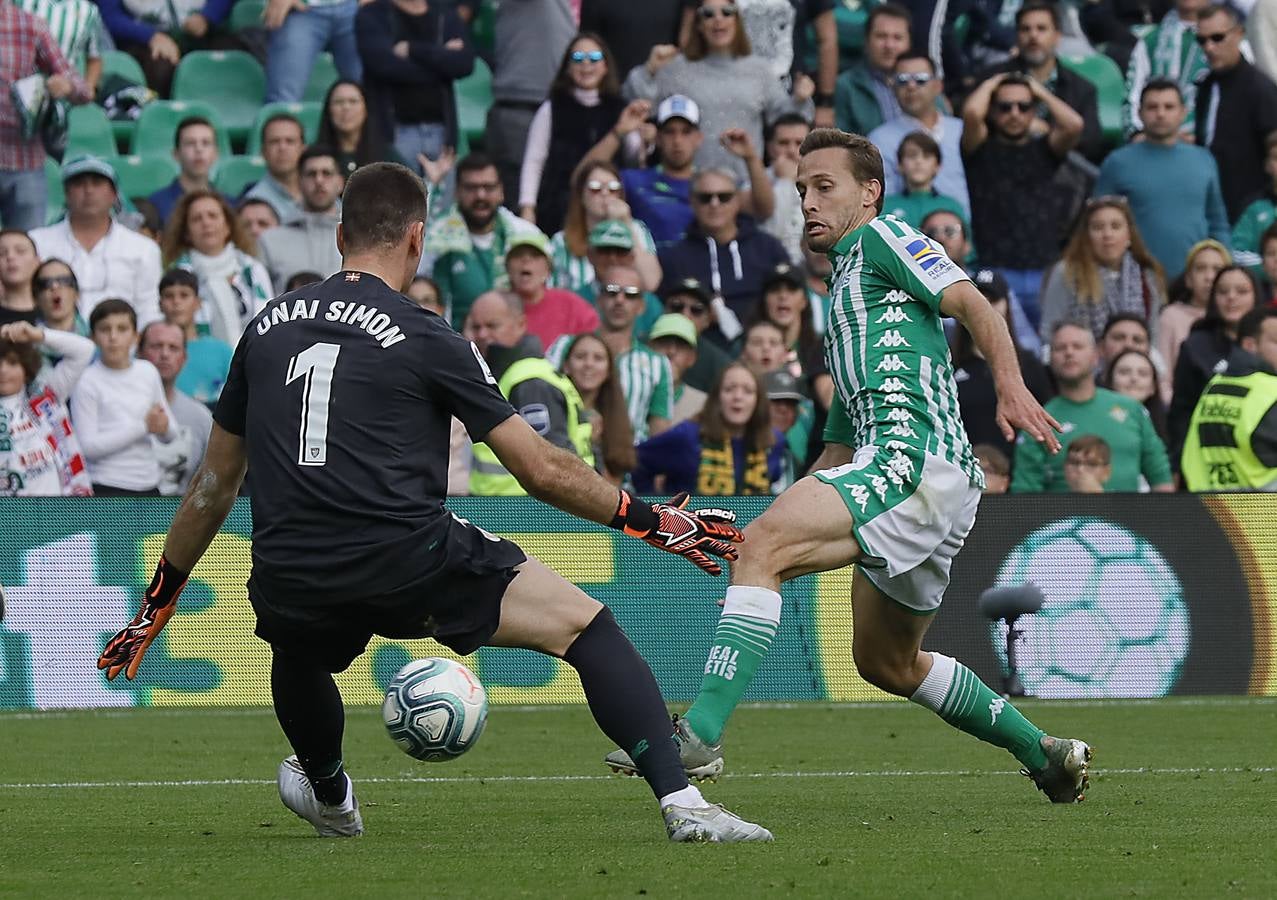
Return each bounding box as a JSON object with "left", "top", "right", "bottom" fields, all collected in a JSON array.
[
  {"left": 518, "top": 34, "right": 636, "bottom": 235},
  {"left": 1123, "top": 0, "right": 1211, "bottom": 141},
  {"left": 867, "top": 52, "right": 970, "bottom": 215},
  {"left": 33, "top": 258, "right": 88, "bottom": 342},
  {"left": 660, "top": 276, "right": 735, "bottom": 393},
  {"left": 1193, "top": 3, "right": 1277, "bottom": 222}
]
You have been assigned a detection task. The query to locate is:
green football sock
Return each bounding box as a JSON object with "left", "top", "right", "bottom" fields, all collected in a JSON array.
[
  {"left": 683, "top": 586, "right": 782, "bottom": 746},
  {"left": 911, "top": 652, "right": 1049, "bottom": 771}
]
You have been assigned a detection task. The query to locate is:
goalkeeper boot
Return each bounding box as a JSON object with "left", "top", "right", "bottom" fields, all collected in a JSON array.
[
  {"left": 605, "top": 714, "right": 724, "bottom": 781},
  {"left": 277, "top": 756, "right": 364, "bottom": 837},
  {"left": 663, "top": 802, "right": 773, "bottom": 843},
  {"left": 1023, "top": 736, "right": 1092, "bottom": 803}
]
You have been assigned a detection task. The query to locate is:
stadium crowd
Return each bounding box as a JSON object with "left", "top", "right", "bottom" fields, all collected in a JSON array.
[{"left": 2, "top": 0, "right": 1276, "bottom": 498}]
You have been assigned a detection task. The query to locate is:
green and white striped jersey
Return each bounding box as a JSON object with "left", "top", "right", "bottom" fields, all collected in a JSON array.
[
  {"left": 546, "top": 334, "right": 673, "bottom": 442},
  {"left": 548, "top": 221, "right": 658, "bottom": 294},
  {"left": 822, "top": 215, "right": 982, "bottom": 486},
  {"left": 16, "top": 0, "right": 100, "bottom": 74}
]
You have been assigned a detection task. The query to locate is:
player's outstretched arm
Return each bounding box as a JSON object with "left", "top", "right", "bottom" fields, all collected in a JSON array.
[
  {"left": 97, "top": 425, "right": 248, "bottom": 681},
  {"left": 484, "top": 413, "right": 743, "bottom": 575},
  {"left": 941, "top": 281, "right": 1063, "bottom": 454}
]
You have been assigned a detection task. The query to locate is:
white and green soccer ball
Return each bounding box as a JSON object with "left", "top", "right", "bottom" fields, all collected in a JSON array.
[
  {"left": 990, "top": 517, "right": 1190, "bottom": 699},
  {"left": 383, "top": 658, "right": 488, "bottom": 761}
]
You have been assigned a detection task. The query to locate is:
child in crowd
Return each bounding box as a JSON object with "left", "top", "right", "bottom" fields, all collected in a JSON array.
[
  {"left": 1230, "top": 134, "right": 1277, "bottom": 271},
  {"left": 882, "top": 132, "right": 968, "bottom": 229},
  {"left": 1062, "top": 434, "right": 1113, "bottom": 494},
  {"left": 158, "top": 269, "right": 234, "bottom": 406}
]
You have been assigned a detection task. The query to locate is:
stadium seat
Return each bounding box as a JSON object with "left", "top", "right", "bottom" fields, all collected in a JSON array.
[
  {"left": 229, "top": 0, "right": 265, "bottom": 32},
  {"left": 106, "top": 154, "right": 181, "bottom": 202},
  {"left": 100, "top": 49, "right": 146, "bottom": 87},
  {"left": 454, "top": 57, "right": 492, "bottom": 152},
  {"left": 171, "top": 50, "right": 266, "bottom": 148},
  {"left": 65, "top": 105, "right": 117, "bottom": 158},
  {"left": 245, "top": 101, "right": 322, "bottom": 155},
  {"left": 213, "top": 154, "right": 266, "bottom": 197},
  {"left": 44, "top": 157, "right": 64, "bottom": 224},
  {"left": 303, "top": 53, "right": 340, "bottom": 103},
  {"left": 1059, "top": 53, "right": 1125, "bottom": 148},
  {"left": 132, "top": 100, "right": 232, "bottom": 159}
]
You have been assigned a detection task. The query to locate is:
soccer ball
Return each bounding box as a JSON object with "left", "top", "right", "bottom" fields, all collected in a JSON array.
[
  {"left": 989, "top": 517, "right": 1190, "bottom": 699},
  {"left": 382, "top": 658, "right": 488, "bottom": 761}
]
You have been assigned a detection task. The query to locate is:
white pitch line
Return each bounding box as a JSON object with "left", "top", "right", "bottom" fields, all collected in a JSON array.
[{"left": 1, "top": 766, "right": 1271, "bottom": 791}]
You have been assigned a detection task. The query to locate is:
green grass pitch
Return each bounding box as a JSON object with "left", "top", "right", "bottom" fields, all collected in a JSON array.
[{"left": 1, "top": 699, "right": 1274, "bottom": 897}]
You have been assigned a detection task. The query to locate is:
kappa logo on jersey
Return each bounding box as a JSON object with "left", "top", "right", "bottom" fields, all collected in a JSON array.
[{"left": 989, "top": 697, "right": 1006, "bottom": 724}]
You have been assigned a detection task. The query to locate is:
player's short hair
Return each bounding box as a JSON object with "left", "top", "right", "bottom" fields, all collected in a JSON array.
[
  {"left": 1238, "top": 306, "right": 1277, "bottom": 342},
  {"left": 1197, "top": 2, "right": 1240, "bottom": 25},
  {"left": 339, "top": 162, "right": 428, "bottom": 254},
  {"left": 799, "top": 128, "right": 886, "bottom": 214},
  {"left": 1140, "top": 78, "right": 1183, "bottom": 106},
  {"left": 159, "top": 267, "right": 199, "bottom": 294},
  {"left": 89, "top": 297, "right": 137, "bottom": 332},
  {"left": 893, "top": 50, "right": 936, "bottom": 72},
  {"left": 867, "top": 2, "right": 911, "bottom": 33},
  {"left": 1067, "top": 434, "right": 1111, "bottom": 465},
  {"left": 174, "top": 116, "right": 214, "bottom": 149},
  {"left": 139, "top": 320, "right": 187, "bottom": 352},
  {"left": 1016, "top": 0, "right": 1060, "bottom": 30},
  {"left": 1101, "top": 312, "right": 1149, "bottom": 340},
  {"left": 898, "top": 131, "right": 941, "bottom": 164}
]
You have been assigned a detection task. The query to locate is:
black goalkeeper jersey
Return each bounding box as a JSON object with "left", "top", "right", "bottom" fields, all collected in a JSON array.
[{"left": 213, "top": 270, "right": 515, "bottom": 602}]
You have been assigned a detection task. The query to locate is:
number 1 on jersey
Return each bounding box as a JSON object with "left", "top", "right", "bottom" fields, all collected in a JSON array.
[{"left": 286, "top": 342, "right": 341, "bottom": 466}]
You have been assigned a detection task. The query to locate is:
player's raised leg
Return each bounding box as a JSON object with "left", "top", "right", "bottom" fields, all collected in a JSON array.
[{"left": 491, "top": 555, "right": 772, "bottom": 842}]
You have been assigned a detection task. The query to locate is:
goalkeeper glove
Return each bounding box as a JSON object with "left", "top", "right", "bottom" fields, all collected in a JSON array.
[
  {"left": 610, "top": 490, "right": 743, "bottom": 576},
  {"left": 97, "top": 556, "right": 189, "bottom": 681}
]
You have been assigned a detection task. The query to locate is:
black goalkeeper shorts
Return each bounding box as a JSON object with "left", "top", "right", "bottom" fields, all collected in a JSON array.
[{"left": 249, "top": 514, "right": 527, "bottom": 673}]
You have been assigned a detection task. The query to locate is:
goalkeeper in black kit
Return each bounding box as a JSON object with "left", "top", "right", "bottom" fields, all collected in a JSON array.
[{"left": 95, "top": 162, "right": 771, "bottom": 843}]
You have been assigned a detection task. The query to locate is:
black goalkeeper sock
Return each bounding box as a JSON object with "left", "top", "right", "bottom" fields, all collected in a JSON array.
[
  {"left": 562, "top": 607, "right": 688, "bottom": 799},
  {"left": 270, "top": 650, "right": 349, "bottom": 805}
]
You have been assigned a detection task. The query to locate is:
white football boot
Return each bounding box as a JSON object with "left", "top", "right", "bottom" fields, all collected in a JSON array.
[{"left": 277, "top": 755, "right": 364, "bottom": 837}]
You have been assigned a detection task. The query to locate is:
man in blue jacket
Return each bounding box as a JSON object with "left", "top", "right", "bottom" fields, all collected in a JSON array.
[{"left": 97, "top": 0, "right": 243, "bottom": 97}]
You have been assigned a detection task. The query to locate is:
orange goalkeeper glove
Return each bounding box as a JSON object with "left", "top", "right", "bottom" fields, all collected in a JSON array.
[
  {"left": 610, "top": 490, "right": 743, "bottom": 576},
  {"left": 97, "top": 557, "right": 189, "bottom": 681}
]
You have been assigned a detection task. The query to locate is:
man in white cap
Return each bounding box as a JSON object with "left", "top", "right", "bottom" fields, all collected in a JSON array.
[{"left": 29, "top": 155, "right": 161, "bottom": 328}]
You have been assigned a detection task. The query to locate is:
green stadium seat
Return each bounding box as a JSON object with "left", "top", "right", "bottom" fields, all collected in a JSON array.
[
  {"left": 100, "top": 49, "right": 146, "bottom": 87},
  {"left": 1059, "top": 53, "right": 1126, "bottom": 149},
  {"left": 245, "top": 101, "right": 322, "bottom": 155},
  {"left": 44, "top": 157, "right": 65, "bottom": 224},
  {"left": 133, "top": 100, "right": 232, "bottom": 159},
  {"left": 454, "top": 57, "right": 492, "bottom": 152},
  {"left": 171, "top": 50, "right": 266, "bottom": 148},
  {"left": 106, "top": 154, "right": 181, "bottom": 202},
  {"left": 304, "top": 53, "right": 340, "bottom": 103},
  {"left": 213, "top": 154, "right": 266, "bottom": 197},
  {"left": 65, "top": 105, "right": 117, "bottom": 158},
  {"left": 229, "top": 0, "right": 265, "bottom": 31}
]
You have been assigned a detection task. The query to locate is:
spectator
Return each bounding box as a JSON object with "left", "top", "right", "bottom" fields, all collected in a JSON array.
[
  {"left": 632, "top": 360, "right": 783, "bottom": 494},
  {"left": 355, "top": 0, "right": 473, "bottom": 179},
  {"left": 1103, "top": 347, "right": 1169, "bottom": 441},
  {"left": 869, "top": 51, "right": 970, "bottom": 213},
  {"left": 464, "top": 290, "right": 590, "bottom": 495},
  {"left": 15, "top": 0, "right": 102, "bottom": 97},
  {"left": 263, "top": 0, "right": 361, "bottom": 104},
  {"left": 662, "top": 275, "right": 734, "bottom": 388},
  {"left": 763, "top": 367, "right": 810, "bottom": 489},
  {"left": 1195, "top": 3, "right": 1277, "bottom": 221},
  {"left": 759, "top": 112, "right": 809, "bottom": 264},
  {"left": 565, "top": 221, "right": 666, "bottom": 338},
  {"left": 406, "top": 274, "right": 444, "bottom": 314},
  {"left": 0, "top": 230, "right": 40, "bottom": 327},
  {"left": 243, "top": 114, "right": 306, "bottom": 225},
  {"left": 557, "top": 330, "right": 636, "bottom": 484},
  {"left": 581, "top": 0, "right": 683, "bottom": 78},
  {"left": 1158, "top": 239, "right": 1229, "bottom": 377},
  {"left": 739, "top": 318, "right": 787, "bottom": 375},
  {"left": 1094, "top": 80, "right": 1230, "bottom": 281},
  {"left": 33, "top": 258, "right": 87, "bottom": 338},
  {"left": 162, "top": 189, "right": 272, "bottom": 343},
  {"left": 973, "top": 442, "right": 1010, "bottom": 494},
  {"left": 962, "top": 73, "right": 1083, "bottom": 332},
  {"left": 658, "top": 167, "right": 791, "bottom": 322},
  {"left": 157, "top": 267, "right": 232, "bottom": 405},
  {"left": 547, "top": 264, "right": 674, "bottom": 441},
  {"left": 97, "top": 0, "right": 243, "bottom": 97},
  {"left": 748, "top": 261, "right": 833, "bottom": 409},
  {"left": 970, "top": 0, "right": 1103, "bottom": 161},
  {"left": 549, "top": 162, "right": 662, "bottom": 294},
  {"left": 1061, "top": 434, "right": 1112, "bottom": 493},
  {"left": 1097, "top": 312, "right": 1172, "bottom": 404},
  {"left": 237, "top": 198, "right": 280, "bottom": 243},
  {"left": 1231, "top": 133, "right": 1277, "bottom": 271},
  {"left": 30, "top": 155, "right": 162, "bottom": 328},
  {"left": 257, "top": 146, "right": 345, "bottom": 293},
  {"left": 0, "top": 4, "right": 90, "bottom": 230},
  {"left": 834, "top": 3, "right": 911, "bottom": 136},
  {"left": 881, "top": 132, "right": 969, "bottom": 229},
  {"left": 1168, "top": 264, "right": 1261, "bottom": 465},
  {"left": 504, "top": 231, "right": 599, "bottom": 350},
  {"left": 70, "top": 298, "right": 178, "bottom": 495},
  {"left": 317, "top": 80, "right": 398, "bottom": 180},
  {"left": 147, "top": 116, "right": 223, "bottom": 226},
  {"left": 1181, "top": 306, "right": 1277, "bottom": 490},
  {"left": 647, "top": 311, "right": 706, "bottom": 424},
  {"left": 951, "top": 268, "right": 1053, "bottom": 459},
  {"left": 285, "top": 270, "right": 322, "bottom": 291},
  {"left": 1262, "top": 224, "right": 1277, "bottom": 306},
  {"left": 485, "top": 0, "right": 575, "bottom": 205},
  {"left": 1038, "top": 197, "right": 1166, "bottom": 345},
  {"left": 0, "top": 319, "right": 94, "bottom": 495},
  {"left": 1124, "top": 0, "right": 1209, "bottom": 139},
  {"left": 519, "top": 33, "right": 634, "bottom": 234},
  {"left": 423, "top": 152, "right": 540, "bottom": 329},
  {"left": 623, "top": 0, "right": 814, "bottom": 184},
  {"left": 137, "top": 319, "right": 210, "bottom": 495},
  {"left": 1012, "top": 321, "right": 1174, "bottom": 492}
]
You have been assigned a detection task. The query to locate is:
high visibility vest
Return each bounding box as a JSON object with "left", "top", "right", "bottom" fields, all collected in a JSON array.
[
  {"left": 469, "top": 355, "right": 594, "bottom": 496},
  {"left": 1181, "top": 370, "right": 1277, "bottom": 491}
]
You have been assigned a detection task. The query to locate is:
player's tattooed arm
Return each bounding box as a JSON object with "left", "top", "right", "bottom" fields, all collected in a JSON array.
[{"left": 162, "top": 424, "right": 250, "bottom": 571}]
